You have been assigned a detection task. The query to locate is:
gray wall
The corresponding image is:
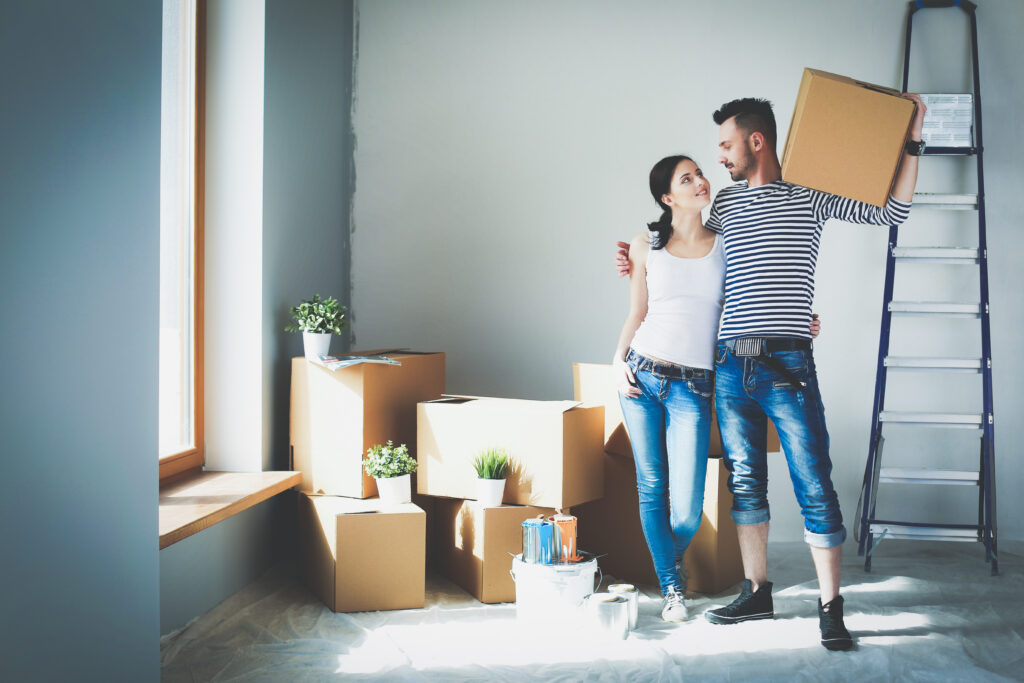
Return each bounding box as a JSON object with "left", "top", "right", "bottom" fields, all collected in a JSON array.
[
  {"left": 159, "top": 0, "right": 355, "bottom": 635},
  {"left": 351, "top": 0, "right": 1024, "bottom": 542},
  {"left": 0, "top": 1, "right": 162, "bottom": 681}
]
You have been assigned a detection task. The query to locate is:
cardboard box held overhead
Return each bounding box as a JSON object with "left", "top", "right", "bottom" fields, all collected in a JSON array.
[
  {"left": 298, "top": 494, "right": 426, "bottom": 612},
  {"left": 434, "top": 499, "right": 557, "bottom": 604},
  {"left": 417, "top": 397, "right": 604, "bottom": 509},
  {"left": 571, "top": 362, "right": 780, "bottom": 458},
  {"left": 290, "top": 351, "right": 445, "bottom": 497},
  {"left": 781, "top": 68, "right": 916, "bottom": 206}
]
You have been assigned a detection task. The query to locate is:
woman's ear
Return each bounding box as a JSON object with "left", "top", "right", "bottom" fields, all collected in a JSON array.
[{"left": 661, "top": 194, "right": 673, "bottom": 207}]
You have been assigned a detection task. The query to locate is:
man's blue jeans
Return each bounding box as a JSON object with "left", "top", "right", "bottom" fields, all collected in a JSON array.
[
  {"left": 713, "top": 341, "right": 846, "bottom": 548},
  {"left": 619, "top": 349, "right": 712, "bottom": 594}
]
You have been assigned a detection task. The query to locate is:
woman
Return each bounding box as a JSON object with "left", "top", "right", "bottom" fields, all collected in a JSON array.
[{"left": 613, "top": 155, "right": 818, "bottom": 622}]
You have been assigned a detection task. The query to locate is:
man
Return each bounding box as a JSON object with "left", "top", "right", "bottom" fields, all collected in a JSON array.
[{"left": 616, "top": 95, "right": 926, "bottom": 650}]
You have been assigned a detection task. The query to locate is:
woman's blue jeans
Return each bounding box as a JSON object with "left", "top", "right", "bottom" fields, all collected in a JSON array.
[{"left": 618, "top": 349, "right": 712, "bottom": 594}]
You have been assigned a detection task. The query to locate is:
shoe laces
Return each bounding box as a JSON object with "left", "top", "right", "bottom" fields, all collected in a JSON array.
[{"left": 664, "top": 586, "right": 684, "bottom": 609}]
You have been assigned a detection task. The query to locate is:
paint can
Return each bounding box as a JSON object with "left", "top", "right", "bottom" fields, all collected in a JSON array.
[
  {"left": 584, "top": 593, "right": 629, "bottom": 640},
  {"left": 549, "top": 513, "right": 580, "bottom": 562},
  {"left": 510, "top": 553, "right": 600, "bottom": 624},
  {"left": 608, "top": 583, "right": 639, "bottom": 630},
  {"left": 521, "top": 518, "right": 556, "bottom": 564}
]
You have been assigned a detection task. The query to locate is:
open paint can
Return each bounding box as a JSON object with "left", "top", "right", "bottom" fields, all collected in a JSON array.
[
  {"left": 607, "top": 583, "right": 639, "bottom": 630},
  {"left": 584, "top": 593, "right": 629, "bottom": 640}
]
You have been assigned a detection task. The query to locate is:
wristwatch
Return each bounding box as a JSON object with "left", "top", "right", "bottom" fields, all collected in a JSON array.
[{"left": 904, "top": 138, "right": 927, "bottom": 156}]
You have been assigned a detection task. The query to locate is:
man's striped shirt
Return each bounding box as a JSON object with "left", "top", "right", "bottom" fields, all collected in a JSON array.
[{"left": 706, "top": 181, "right": 911, "bottom": 340}]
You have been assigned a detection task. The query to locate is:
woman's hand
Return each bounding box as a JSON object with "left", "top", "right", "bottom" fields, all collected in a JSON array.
[
  {"left": 810, "top": 313, "right": 821, "bottom": 338},
  {"left": 613, "top": 356, "right": 640, "bottom": 398}
]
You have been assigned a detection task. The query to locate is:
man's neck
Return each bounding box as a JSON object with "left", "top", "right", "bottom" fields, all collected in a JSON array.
[{"left": 744, "top": 157, "right": 782, "bottom": 188}]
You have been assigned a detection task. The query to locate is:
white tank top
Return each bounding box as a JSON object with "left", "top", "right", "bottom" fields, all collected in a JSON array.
[{"left": 630, "top": 233, "right": 725, "bottom": 370}]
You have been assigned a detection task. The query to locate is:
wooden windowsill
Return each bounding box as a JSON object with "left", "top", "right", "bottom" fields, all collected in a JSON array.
[{"left": 159, "top": 470, "right": 302, "bottom": 549}]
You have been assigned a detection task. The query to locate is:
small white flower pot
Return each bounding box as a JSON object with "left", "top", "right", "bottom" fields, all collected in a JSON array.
[
  {"left": 302, "top": 331, "right": 332, "bottom": 361},
  {"left": 476, "top": 477, "right": 506, "bottom": 508},
  {"left": 376, "top": 473, "right": 411, "bottom": 505}
]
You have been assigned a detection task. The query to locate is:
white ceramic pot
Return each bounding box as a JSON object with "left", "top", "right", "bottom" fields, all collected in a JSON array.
[
  {"left": 376, "top": 473, "right": 411, "bottom": 505},
  {"left": 302, "top": 331, "right": 332, "bottom": 361},
  {"left": 476, "top": 477, "right": 506, "bottom": 508}
]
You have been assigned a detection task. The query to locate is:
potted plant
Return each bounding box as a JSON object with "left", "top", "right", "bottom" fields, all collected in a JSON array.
[
  {"left": 473, "top": 447, "right": 510, "bottom": 508},
  {"left": 285, "top": 293, "right": 348, "bottom": 361},
  {"left": 363, "top": 441, "right": 417, "bottom": 505}
]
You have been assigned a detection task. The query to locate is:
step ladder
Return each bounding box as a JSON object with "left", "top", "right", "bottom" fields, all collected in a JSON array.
[{"left": 856, "top": 0, "right": 998, "bottom": 575}]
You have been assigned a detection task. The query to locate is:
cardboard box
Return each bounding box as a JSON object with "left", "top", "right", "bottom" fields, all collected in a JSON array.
[
  {"left": 781, "top": 68, "right": 916, "bottom": 206},
  {"left": 434, "top": 499, "right": 557, "bottom": 603},
  {"left": 574, "top": 453, "right": 743, "bottom": 594},
  {"left": 571, "top": 362, "right": 780, "bottom": 458},
  {"left": 417, "top": 397, "right": 604, "bottom": 509},
  {"left": 290, "top": 351, "right": 445, "bottom": 497},
  {"left": 298, "top": 493, "right": 426, "bottom": 612}
]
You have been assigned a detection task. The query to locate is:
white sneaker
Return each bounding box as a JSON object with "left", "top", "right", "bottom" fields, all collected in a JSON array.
[{"left": 661, "top": 586, "right": 688, "bottom": 622}]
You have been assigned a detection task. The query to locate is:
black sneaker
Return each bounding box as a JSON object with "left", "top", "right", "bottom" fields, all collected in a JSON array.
[
  {"left": 818, "top": 595, "right": 854, "bottom": 651},
  {"left": 705, "top": 579, "right": 774, "bottom": 624}
]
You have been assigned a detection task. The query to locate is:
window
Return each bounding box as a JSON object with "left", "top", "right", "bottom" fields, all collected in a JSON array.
[{"left": 160, "top": 0, "right": 204, "bottom": 481}]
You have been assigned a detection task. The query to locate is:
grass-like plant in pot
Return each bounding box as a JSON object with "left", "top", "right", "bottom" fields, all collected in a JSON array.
[
  {"left": 363, "top": 441, "right": 417, "bottom": 505},
  {"left": 473, "top": 447, "right": 510, "bottom": 508},
  {"left": 284, "top": 293, "right": 348, "bottom": 360}
]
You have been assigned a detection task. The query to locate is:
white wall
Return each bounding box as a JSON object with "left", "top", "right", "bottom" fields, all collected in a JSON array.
[
  {"left": 352, "top": 0, "right": 1024, "bottom": 543},
  {"left": 0, "top": 1, "right": 162, "bottom": 680}
]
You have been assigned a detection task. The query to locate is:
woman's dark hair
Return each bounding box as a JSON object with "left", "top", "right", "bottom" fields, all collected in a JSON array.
[{"left": 647, "top": 155, "right": 692, "bottom": 250}]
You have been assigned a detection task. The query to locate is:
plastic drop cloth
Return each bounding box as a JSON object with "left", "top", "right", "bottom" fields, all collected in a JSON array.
[{"left": 161, "top": 541, "right": 1024, "bottom": 682}]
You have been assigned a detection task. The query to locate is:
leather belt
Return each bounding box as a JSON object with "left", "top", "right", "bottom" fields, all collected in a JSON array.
[{"left": 721, "top": 337, "right": 810, "bottom": 389}]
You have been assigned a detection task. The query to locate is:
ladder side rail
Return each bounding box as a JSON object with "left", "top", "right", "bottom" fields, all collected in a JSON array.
[
  {"left": 967, "top": 6, "right": 998, "bottom": 574},
  {"left": 858, "top": 226, "right": 900, "bottom": 560}
]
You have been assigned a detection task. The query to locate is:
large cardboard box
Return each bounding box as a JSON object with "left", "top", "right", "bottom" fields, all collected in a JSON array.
[
  {"left": 298, "top": 493, "right": 426, "bottom": 612},
  {"left": 434, "top": 499, "right": 557, "bottom": 603},
  {"left": 781, "top": 67, "right": 916, "bottom": 206},
  {"left": 571, "top": 362, "right": 780, "bottom": 458},
  {"left": 290, "top": 351, "right": 445, "bottom": 497},
  {"left": 417, "top": 397, "right": 604, "bottom": 509},
  {"left": 574, "top": 453, "right": 742, "bottom": 594}
]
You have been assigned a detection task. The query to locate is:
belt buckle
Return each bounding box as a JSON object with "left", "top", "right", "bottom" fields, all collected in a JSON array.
[{"left": 734, "top": 338, "right": 763, "bottom": 357}]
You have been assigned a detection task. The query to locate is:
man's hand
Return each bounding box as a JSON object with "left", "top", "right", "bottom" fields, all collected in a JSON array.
[
  {"left": 902, "top": 93, "right": 927, "bottom": 141},
  {"left": 810, "top": 313, "right": 821, "bottom": 339},
  {"left": 615, "top": 241, "right": 632, "bottom": 277}
]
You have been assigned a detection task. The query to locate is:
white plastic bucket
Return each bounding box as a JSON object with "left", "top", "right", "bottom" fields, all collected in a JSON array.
[{"left": 510, "top": 554, "right": 601, "bottom": 623}]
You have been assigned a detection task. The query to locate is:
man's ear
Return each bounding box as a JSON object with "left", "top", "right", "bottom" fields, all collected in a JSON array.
[{"left": 750, "top": 131, "right": 765, "bottom": 152}]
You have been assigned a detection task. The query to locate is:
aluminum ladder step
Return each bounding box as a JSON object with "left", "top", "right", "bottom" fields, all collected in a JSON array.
[
  {"left": 888, "top": 301, "right": 980, "bottom": 317},
  {"left": 878, "top": 468, "right": 980, "bottom": 485},
  {"left": 884, "top": 356, "right": 983, "bottom": 372},
  {"left": 869, "top": 523, "right": 979, "bottom": 541},
  {"left": 912, "top": 192, "right": 979, "bottom": 209},
  {"left": 891, "top": 247, "right": 979, "bottom": 263},
  {"left": 879, "top": 411, "right": 983, "bottom": 428}
]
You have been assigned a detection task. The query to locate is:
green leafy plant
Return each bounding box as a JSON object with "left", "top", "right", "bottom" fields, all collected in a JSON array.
[
  {"left": 363, "top": 441, "right": 418, "bottom": 479},
  {"left": 472, "top": 447, "right": 510, "bottom": 480},
  {"left": 284, "top": 294, "right": 348, "bottom": 335}
]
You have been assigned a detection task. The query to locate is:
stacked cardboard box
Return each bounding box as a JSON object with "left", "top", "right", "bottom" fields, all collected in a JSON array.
[
  {"left": 571, "top": 363, "right": 781, "bottom": 595},
  {"left": 291, "top": 351, "right": 444, "bottom": 612},
  {"left": 290, "top": 351, "right": 445, "bottom": 497},
  {"left": 417, "top": 396, "right": 604, "bottom": 508},
  {"left": 416, "top": 395, "right": 604, "bottom": 603},
  {"left": 299, "top": 494, "right": 426, "bottom": 612}
]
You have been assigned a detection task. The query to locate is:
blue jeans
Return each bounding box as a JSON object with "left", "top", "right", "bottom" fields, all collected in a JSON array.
[
  {"left": 713, "top": 341, "right": 846, "bottom": 548},
  {"left": 619, "top": 348, "right": 712, "bottom": 594}
]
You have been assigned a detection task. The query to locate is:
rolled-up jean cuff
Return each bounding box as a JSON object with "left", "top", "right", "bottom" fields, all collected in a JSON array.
[
  {"left": 731, "top": 507, "right": 770, "bottom": 526},
  {"left": 804, "top": 526, "right": 847, "bottom": 548}
]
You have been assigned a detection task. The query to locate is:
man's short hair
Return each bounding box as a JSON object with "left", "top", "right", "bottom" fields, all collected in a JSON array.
[{"left": 713, "top": 98, "right": 777, "bottom": 147}]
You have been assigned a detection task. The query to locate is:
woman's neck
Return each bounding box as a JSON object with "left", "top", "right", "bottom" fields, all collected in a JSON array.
[{"left": 670, "top": 210, "right": 705, "bottom": 240}]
